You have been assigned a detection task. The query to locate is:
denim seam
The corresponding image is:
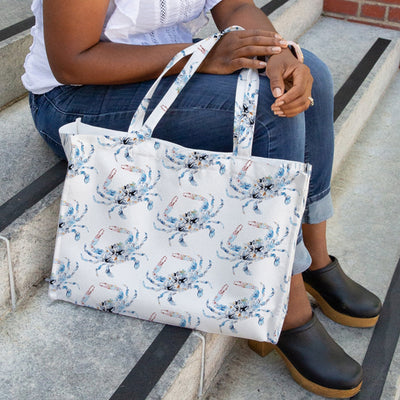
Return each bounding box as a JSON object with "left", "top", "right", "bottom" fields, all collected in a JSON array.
[
  {"left": 306, "top": 186, "right": 331, "bottom": 205},
  {"left": 39, "top": 129, "right": 62, "bottom": 146}
]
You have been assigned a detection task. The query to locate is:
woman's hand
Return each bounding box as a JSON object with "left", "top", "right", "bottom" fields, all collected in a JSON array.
[
  {"left": 199, "top": 29, "right": 287, "bottom": 74},
  {"left": 267, "top": 49, "right": 314, "bottom": 118}
]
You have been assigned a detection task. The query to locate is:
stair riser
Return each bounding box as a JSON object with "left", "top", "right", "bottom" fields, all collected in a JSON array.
[
  {"left": 0, "top": 197, "right": 59, "bottom": 320},
  {"left": 161, "top": 334, "right": 237, "bottom": 399},
  {"left": 0, "top": 31, "right": 31, "bottom": 109}
]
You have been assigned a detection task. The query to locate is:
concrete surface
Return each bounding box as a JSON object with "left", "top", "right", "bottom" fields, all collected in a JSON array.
[
  {"left": 298, "top": 17, "right": 400, "bottom": 176},
  {"left": 204, "top": 71, "right": 400, "bottom": 400},
  {"left": 0, "top": 97, "right": 60, "bottom": 204},
  {"left": 0, "top": 0, "right": 32, "bottom": 31}
]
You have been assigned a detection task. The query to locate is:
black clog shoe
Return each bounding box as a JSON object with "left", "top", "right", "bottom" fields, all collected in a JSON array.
[
  {"left": 302, "top": 256, "right": 382, "bottom": 327},
  {"left": 248, "top": 314, "right": 363, "bottom": 398}
]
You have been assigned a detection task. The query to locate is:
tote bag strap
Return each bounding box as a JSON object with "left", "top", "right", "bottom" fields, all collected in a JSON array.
[
  {"left": 129, "top": 25, "right": 259, "bottom": 159},
  {"left": 128, "top": 25, "right": 244, "bottom": 136},
  {"left": 233, "top": 66, "right": 259, "bottom": 158}
]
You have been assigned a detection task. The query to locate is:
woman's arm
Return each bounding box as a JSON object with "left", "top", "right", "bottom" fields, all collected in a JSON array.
[
  {"left": 43, "top": 0, "right": 284, "bottom": 85},
  {"left": 211, "top": 0, "right": 314, "bottom": 117},
  {"left": 43, "top": 0, "right": 191, "bottom": 85}
]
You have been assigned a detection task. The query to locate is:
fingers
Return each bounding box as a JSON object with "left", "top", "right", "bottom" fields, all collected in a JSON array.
[
  {"left": 199, "top": 30, "right": 288, "bottom": 75},
  {"left": 271, "top": 95, "right": 313, "bottom": 118},
  {"left": 225, "top": 30, "right": 288, "bottom": 60},
  {"left": 270, "top": 63, "right": 313, "bottom": 117}
]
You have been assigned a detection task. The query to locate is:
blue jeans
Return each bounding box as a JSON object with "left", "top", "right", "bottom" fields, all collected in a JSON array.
[{"left": 29, "top": 49, "right": 334, "bottom": 275}]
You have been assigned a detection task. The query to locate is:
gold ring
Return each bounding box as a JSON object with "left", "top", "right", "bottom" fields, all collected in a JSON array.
[{"left": 308, "top": 96, "right": 314, "bottom": 106}]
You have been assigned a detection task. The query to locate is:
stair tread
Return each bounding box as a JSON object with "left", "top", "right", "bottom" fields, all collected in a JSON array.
[
  {"left": 0, "top": 98, "right": 60, "bottom": 205},
  {"left": 0, "top": 0, "right": 32, "bottom": 32},
  {"left": 298, "top": 16, "right": 400, "bottom": 93},
  {"left": 0, "top": 282, "right": 165, "bottom": 400}
]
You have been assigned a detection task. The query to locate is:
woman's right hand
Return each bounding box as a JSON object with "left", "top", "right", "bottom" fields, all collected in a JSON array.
[{"left": 199, "top": 29, "right": 287, "bottom": 74}]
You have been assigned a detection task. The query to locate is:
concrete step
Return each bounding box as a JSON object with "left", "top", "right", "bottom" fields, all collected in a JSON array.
[
  {"left": 1, "top": 6, "right": 399, "bottom": 400},
  {"left": 297, "top": 17, "right": 400, "bottom": 176},
  {"left": 204, "top": 69, "right": 400, "bottom": 400},
  {"left": 0, "top": 0, "right": 33, "bottom": 108}
]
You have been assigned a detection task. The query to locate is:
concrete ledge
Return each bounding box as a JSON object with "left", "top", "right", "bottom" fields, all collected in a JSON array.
[
  {"left": 0, "top": 30, "right": 31, "bottom": 109},
  {"left": 197, "top": 0, "right": 323, "bottom": 40},
  {"left": 333, "top": 38, "right": 400, "bottom": 176},
  {"left": 154, "top": 333, "right": 237, "bottom": 399},
  {"left": 297, "top": 17, "right": 400, "bottom": 177}
]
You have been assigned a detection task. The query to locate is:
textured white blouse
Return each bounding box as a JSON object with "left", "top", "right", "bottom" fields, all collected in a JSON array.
[{"left": 22, "top": 0, "right": 222, "bottom": 94}]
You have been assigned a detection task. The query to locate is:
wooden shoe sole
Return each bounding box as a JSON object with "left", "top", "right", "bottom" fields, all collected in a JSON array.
[
  {"left": 248, "top": 340, "right": 363, "bottom": 399},
  {"left": 305, "top": 283, "right": 379, "bottom": 328}
]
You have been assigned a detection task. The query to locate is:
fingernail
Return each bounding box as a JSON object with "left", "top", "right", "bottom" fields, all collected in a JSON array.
[
  {"left": 274, "top": 33, "right": 282, "bottom": 39},
  {"left": 274, "top": 111, "right": 284, "bottom": 116},
  {"left": 272, "top": 47, "right": 281, "bottom": 53},
  {"left": 279, "top": 40, "right": 287, "bottom": 46},
  {"left": 275, "top": 100, "right": 284, "bottom": 106},
  {"left": 273, "top": 88, "right": 282, "bottom": 97},
  {"left": 258, "top": 61, "right": 267, "bottom": 68}
]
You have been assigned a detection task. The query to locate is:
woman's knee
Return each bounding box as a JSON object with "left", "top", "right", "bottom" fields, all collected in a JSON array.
[
  {"left": 253, "top": 76, "right": 306, "bottom": 162},
  {"left": 303, "top": 49, "right": 334, "bottom": 99}
]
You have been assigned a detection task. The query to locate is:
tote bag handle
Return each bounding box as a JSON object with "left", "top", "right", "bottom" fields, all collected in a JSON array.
[{"left": 129, "top": 25, "right": 259, "bottom": 158}]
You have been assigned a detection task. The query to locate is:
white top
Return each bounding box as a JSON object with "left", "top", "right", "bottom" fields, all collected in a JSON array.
[{"left": 22, "top": 0, "right": 222, "bottom": 94}]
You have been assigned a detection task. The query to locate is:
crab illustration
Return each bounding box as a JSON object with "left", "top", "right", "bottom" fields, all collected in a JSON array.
[
  {"left": 227, "top": 160, "right": 299, "bottom": 213},
  {"left": 58, "top": 200, "right": 88, "bottom": 241},
  {"left": 97, "top": 132, "right": 146, "bottom": 161},
  {"left": 174, "top": 63, "right": 196, "bottom": 94},
  {"left": 79, "top": 283, "right": 137, "bottom": 315},
  {"left": 48, "top": 258, "right": 80, "bottom": 297},
  {"left": 67, "top": 141, "right": 97, "bottom": 183},
  {"left": 143, "top": 253, "right": 212, "bottom": 305},
  {"left": 203, "top": 281, "right": 274, "bottom": 333},
  {"left": 161, "top": 310, "right": 200, "bottom": 328},
  {"left": 218, "top": 221, "right": 289, "bottom": 275},
  {"left": 154, "top": 193, "right": 224, "bottom": 246},
  {"left": 162, "top": 148, "right": 229, "bottom": 186},
  {"left": 93, "top": 165, "right": 161, "bottom": 219},
  {"left": 97, "top": 282, "right": 137, "bottom": 314},
  {"left": 233, "top": 78, "right": 258, "bottom": 154},
  {"left": 81, "top": 226, "right": 148, "bottom": 277}
]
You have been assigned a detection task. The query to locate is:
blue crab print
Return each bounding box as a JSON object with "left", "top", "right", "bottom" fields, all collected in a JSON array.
[
  {"left": 79, "top": 283, "right": 137, "bottom": 315},
  {"left": 81, "top": 226, "right": 148, "bottom": 277},
  {"left": 93, "top": 165, "right": 161, "bottom": 219},
  {"left": 174, "top": 63, "right": 196, "bottom": 94},
  {"left": 97, "top": 135, "right": 139, "bottom": 162},
  {"left": 143, "top": 253, "right": 212, "bottom": 305},
  {"left": 67, "top": 141, "right": 97, "bottom": 183},
  {"left": 97, "top": 283, "right": 137, "bottom": 314},
  {"left": 48, "top": 258, "right": 80, "bottom": 297},
  {"left": 203, "top": 281, "right": 274, "bottom": 334},
  {"left": 154, "top": 193, "right": 224, "bottom": 246},
  {"left": 218, "top": 221, "right": 289, "bottom": 275},
  {"left": 162, "top": 148, "right": 230, "bottom": 186},
  {"left": 58, "top": 200, "right": 88, "bottom": 241},
  {"left": 227, "top": 160, "right": 299, "bottom": 213},
  {"left": 233, "top": 77, "right": 259, "bottom": 155},
  {"left": 161, "top": 310, "right": 200, "bottom": 328}
]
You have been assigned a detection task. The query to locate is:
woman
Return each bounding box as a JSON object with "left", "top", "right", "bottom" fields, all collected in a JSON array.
[{"left": 23, "top": 0, "right": 382, "bottom": 397}]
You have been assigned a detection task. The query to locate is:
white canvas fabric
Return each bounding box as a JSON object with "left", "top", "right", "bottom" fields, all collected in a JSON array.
[{"left": 49, "top": 27, "right": 311, "bottom": 343}]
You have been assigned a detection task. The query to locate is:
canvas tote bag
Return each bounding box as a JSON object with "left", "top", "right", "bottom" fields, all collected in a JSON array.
[{"left": 49, "top": 27, "right": 311, "bottom": 344}]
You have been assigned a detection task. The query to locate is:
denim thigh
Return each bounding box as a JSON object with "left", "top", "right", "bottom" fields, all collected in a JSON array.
[{"left": 30, "top": 73, "right": 305, "bottom": 163}]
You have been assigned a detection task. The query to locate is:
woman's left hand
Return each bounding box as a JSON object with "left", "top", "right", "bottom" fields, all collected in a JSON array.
[{"left": 267, "top": 49, "right": 313, "bottom": 118}]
